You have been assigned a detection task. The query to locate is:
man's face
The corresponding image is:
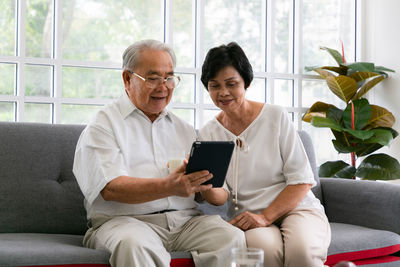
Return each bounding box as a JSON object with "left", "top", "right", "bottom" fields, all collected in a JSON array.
[{"left": 123, "top": 49, "right": 174, "bottom": 122}]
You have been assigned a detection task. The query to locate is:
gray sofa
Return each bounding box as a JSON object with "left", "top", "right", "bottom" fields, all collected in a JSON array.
[{"left": 0, "top": 122, "right": 399, "bottom": 267}]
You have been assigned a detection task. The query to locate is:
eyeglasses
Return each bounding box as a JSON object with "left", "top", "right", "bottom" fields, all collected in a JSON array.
[{"left": 129, "top": 71, "right": 181, "bottom": 89}]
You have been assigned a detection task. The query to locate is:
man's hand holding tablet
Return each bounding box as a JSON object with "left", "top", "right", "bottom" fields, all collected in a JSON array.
[{"left": 185, "top": 141, "right": 235, "bottom": 187}]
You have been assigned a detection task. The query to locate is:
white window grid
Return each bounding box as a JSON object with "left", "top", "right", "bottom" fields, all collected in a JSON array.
[{"left": 0, "top": 0, "right": 361, "bottom": 129}]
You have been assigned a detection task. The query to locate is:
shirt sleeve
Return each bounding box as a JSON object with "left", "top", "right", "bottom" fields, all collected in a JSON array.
[
  {"left": 278, "top": 109, "right": 316, "bottom": 186},
  {"left": 73, "top": 124, "right": 129, "bottom": 205}
]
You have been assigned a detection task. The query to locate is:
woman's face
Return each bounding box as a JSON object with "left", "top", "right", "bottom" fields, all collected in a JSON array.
[{"left": 207, "top": 66, "right": 246, "bottom": 113}]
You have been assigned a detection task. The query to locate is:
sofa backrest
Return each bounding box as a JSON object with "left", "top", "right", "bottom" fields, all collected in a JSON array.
[
  {"left": 297, "top": 130, "right": 323, "bottom": 202},
  {"left": 0, "top": 122, "right": 87, "bottom": 235}
]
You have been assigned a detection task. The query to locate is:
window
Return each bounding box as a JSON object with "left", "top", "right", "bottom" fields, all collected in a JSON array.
[{"left": 0, "top": 0, "right": 358, "bottom": 165}]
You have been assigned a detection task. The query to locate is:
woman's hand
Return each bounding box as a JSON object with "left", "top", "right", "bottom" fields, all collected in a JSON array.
[{"left": 229, "top": 211, "right": 271, "bottom": 231}]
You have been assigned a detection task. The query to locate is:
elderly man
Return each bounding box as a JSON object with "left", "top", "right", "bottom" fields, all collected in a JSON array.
[{"left": 73, "top": 39, "right": 246, "bottom": 267}]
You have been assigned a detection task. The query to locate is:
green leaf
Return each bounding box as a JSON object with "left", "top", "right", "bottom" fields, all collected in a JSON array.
[
  {"left": 363, "top": 128, "right": 394, "bottom": 146},
  {"left": 320, "top": 66, "right": 348, "bottom": 75},
  {"left": 302, "top": 101, "right": 338, "bottom": 123},
  {"left": 353, "top": 128, "right": 398, "bottom": 157},
  {"left": 332, "top": 140, "right": 357, "bottom": 153},
  {"left": 331, "top": 130, "right": 354, "bottom": 151},
  {"left": 343, "top": 99, "right": 371, "bottom": 130},
  {"left": 326, "top": 75, "right": 358, "bottom": 103},
  {"left": 356, "top": 154, "right": 400, "bottom": 180},
  {"left": 326, "top": 107, "right": 343, "bottom": 123},
  {"left": 331, "top": 131, "right": 385, "bottom": 156},
  {"left": 374, "top": 65, "right": 395, "bottom": 73},
  {"left": 365, "top": 105, "right": 396, "bottom": 129},
  {"left": 351, "top": 75, "right": 385, "bottom": 100},
  {"left": 343, "top": 128, "right": 375, "bottom": 140},
  {"left": 314, "top": 68, "right": 336, "bottom": 79},
  {"left": 305, "top": 66, "right": 319, "bottom": 72},
  {"left": 319, "top": 160, "right": 356, "bottom": 178},
  {"left": 348, "top": 71, "right": 380, "bottom": 82},
  {"left": 331, "top": 132, "right": 381, "bottom": 158},
  {"left": 332, "top": 129, "right": 350, "bottom": 143},
  {"left": 311, "top": 117, "right": 343, "bottom": 132},
  {"left": 355, "top": 143, "right": 384, "bottom": 157},
  {"left": 344, "top": 62, "right": 375, "bottom": 72},
  {"left": 320, "top": 47, "right": 344, "bottom": 65},
  {"left": 330, "top": 129, "right": 372, "bottom": 155}
]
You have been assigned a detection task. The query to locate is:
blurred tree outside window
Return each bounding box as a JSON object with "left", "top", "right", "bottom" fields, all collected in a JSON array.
[
  {"left": 62, "top": 0, "right": 163, "bottom": 62},
  {"left": 61, "top": 104, "right": 103, "bottom": 124},
  {"left": 24, "top": 102, "right": 52, "bottom": 123},
  {"left": 0, "top": 102, "right": 15, "bottom": 122},
  {"left": 62, "top": 67, "right": 122, "bottom": 99},
  {"left": 0, "top": 63, "right": 16, "bottom": 95},
  {"left": 0, "top": 1, "right": 16, "bottom": 56},
  {"left": 25, "top": 64, "right": 53, "bottom": 97},
  {"left": 26, "top": 0, "right": 53, "bottom": 58}
]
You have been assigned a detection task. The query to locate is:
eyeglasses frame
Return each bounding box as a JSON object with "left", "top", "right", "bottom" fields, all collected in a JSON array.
[{"left": 128, "top": 71, "right": 181, "bottom": 89}]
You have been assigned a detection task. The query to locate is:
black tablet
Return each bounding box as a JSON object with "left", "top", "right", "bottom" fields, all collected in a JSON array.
[{"left": 186, "top": 141, "right": 235, "bottom": 187}]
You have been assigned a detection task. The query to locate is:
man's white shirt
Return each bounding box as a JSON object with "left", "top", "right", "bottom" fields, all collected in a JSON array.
[{"left": 73, "top": 93, "right": 197, "bottom": 218}]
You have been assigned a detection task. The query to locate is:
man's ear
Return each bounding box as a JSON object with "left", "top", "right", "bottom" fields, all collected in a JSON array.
[{"left": 122, "top": 70, "right": 131, "bottom": 89}]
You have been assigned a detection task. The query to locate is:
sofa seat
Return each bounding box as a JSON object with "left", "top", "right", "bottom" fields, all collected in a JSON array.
[
  {"left": 326, "top": 223, "right": 400, "bottom": 266},
  {"left": 2, "top": 226, "right": 399, "bottom": 267},
  {"left": 0, "top": 233, "right": 195, "bottom": 267}
]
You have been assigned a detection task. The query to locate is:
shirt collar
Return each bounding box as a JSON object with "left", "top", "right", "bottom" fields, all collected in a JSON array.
[{"left": 118, "top": 92, "right": 172, "bottom": 122}]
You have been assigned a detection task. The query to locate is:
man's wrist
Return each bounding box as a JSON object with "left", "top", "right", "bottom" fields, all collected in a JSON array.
[{"left": 161, "top": 176, "right": 174, "bottom": 196}]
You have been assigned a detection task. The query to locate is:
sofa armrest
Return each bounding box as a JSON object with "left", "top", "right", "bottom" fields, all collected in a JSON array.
[{"left": 320, "top": 178, "right": 400, "bottom": 234}]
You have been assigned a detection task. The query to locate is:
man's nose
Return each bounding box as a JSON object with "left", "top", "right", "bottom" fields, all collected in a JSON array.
[{"left": 155, "top": 81, "right": 169, "bottom": 91}]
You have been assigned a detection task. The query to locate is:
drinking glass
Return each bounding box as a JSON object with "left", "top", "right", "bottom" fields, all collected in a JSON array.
[
  {"left": 167, "top": 149, "right": 186, "bottom": 173},
  {"left": 231, "top": 247, "right": 264, "bottom": 267}
]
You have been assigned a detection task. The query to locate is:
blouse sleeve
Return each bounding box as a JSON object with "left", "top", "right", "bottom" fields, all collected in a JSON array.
[{"left": 278, "top": 109, "right": 316, "bottom": 186}]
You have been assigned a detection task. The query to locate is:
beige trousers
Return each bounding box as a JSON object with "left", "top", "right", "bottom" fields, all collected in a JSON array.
[
  {"left": 84, "top": 209, "right": 246, "bottom": 267},
  {"left": 245, "top": 209, "right": 331, "bottom": 267}
]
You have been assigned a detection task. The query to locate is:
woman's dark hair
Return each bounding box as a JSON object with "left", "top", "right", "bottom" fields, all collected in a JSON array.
[{"left": 201, "top": 42, "right": 253, "bottom": 90}]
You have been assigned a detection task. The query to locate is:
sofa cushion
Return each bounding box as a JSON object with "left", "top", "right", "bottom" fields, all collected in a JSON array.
[
  {"left": 326, "top": 223, "right": 400, "bottom": 265},
  {"left": 0, "top": 122, "right": 87, "bottom": 235},
  {"left": 0, "top": 233, "right": 110, "bottom": 266}
]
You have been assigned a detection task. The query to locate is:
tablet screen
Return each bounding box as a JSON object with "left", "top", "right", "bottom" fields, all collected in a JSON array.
[{"left": 186, "top": 141, "right": 235, "bottom": 187}]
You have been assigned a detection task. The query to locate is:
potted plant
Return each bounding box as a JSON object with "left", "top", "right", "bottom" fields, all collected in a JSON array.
[{"left": 303, "top": 46, "right": 400, "bottom": 180}]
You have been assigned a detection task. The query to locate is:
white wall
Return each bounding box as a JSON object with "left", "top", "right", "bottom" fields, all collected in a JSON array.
[{"left": 363, "top": 0, "right": 400, "bottom": 162}]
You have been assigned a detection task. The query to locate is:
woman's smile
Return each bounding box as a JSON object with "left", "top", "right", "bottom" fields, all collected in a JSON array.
[{"left": 219, "top": 98, "right": 234, "bottom": 105}]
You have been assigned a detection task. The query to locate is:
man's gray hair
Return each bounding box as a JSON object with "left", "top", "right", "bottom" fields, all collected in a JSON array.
[{"left": 122, "top": 39, "right": 176, "bottom": 70}]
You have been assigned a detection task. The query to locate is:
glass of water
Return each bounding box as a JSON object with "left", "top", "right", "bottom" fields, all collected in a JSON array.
[{"left": 231, "top": 247, "right": 264, "bottom": 267}]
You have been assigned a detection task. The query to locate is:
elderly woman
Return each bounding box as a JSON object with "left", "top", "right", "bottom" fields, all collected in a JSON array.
[{"left": 199, "top": 42, "right": 331, "bottom": 267}]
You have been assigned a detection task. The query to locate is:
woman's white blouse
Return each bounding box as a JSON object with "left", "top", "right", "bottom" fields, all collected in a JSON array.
[{"left": 198, "top": 104, "right": 324, "bottom": 219}]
